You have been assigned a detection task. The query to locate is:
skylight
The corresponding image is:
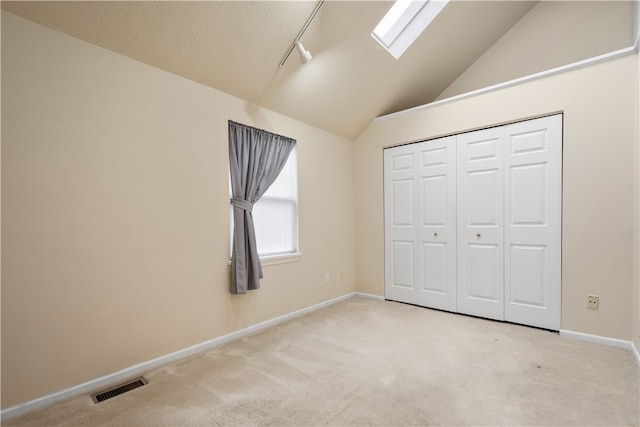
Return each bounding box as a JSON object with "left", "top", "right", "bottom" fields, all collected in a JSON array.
[{"left": 372, "top": 0, "right": 449, "bottom": 59}]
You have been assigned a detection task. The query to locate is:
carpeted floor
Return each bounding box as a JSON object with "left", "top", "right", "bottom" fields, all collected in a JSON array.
[{"left": 4, "top": 297, "right": 639, "bottom": 426}]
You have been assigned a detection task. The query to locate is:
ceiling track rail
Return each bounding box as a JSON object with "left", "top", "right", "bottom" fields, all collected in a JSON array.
[{"left": 278, "top": 0, "right": 325, "bottom": 68}]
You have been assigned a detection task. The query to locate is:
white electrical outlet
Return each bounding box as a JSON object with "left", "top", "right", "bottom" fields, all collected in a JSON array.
[
  {"left": 324, "top": 273, "right": 330, "bottom": 284},
  {"left": 587, "top": 295, "right": 599, "bottom": 309}
]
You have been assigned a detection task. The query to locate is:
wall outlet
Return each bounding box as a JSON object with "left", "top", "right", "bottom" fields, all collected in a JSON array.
[
  {"left": 587, "top": 295, "right": 599, "bottom": 309},
  {"left": 324, "top": 273, "right": 330, "bottom": 284},
  {"left": 339, "top": 270, "right": 345, "bottom": 280}
]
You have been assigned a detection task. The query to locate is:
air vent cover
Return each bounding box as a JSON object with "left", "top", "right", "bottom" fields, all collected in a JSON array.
[{"left": 92, "top": 378, "right": 147, "bottom": 403}]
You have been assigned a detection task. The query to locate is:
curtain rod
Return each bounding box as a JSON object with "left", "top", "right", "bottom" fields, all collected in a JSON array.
[
  {"left": 278, "top": 0, "right": 325, "bottom": 68},
  {"left": 228, "top": 120, "right": 296, "bottom": 142}
]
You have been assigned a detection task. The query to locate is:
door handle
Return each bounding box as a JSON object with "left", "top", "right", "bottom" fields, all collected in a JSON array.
[
  {"left": 434, "top": 232, "right": 438, "bottom": 238},
  {"left": 476, "top": 233, "right": 481, "bottom": 239}
]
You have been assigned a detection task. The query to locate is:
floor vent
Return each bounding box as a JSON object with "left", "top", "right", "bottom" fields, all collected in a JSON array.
[{"left": 92, "top": 378, "right": 147, "bottom": 403}]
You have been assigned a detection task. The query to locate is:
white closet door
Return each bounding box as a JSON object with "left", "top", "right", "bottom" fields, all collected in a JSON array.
[
  {"left": 384, "top": 145, "right": 419, "bottom": 305},
  {"left": 504, "top": 115, "right": 562, "bottom": 330},
  {"left": 384, "top": 137, "right": 456, "bottom": 310},
  {"left": 384, "top": 114, "right": 562, "bottom": 330},
  {"left": 415, "top": 136, "right": 457, "bottom": 311},
  {"left": 457, "top": 128, "right": 505, "bottom": 321}
]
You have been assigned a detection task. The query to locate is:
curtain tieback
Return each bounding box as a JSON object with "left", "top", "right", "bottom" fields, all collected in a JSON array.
[{"left": 231, "top": 197, "right": 254, "bottom": 212}]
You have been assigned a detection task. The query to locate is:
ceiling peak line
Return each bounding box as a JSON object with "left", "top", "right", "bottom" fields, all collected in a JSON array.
[{"left": 278, "top": 0, "right": 325, "bottom": 68}]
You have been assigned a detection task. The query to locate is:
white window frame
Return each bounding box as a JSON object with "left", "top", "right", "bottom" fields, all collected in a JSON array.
[
  {"left": 371, "top": 0, "right": 449, "bottom": 59},
  {"left": 229, "top": 148, "right": 301, "bottom": 266}
]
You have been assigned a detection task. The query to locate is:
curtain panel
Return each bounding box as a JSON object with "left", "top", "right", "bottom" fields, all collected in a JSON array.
[{"left": 228, "top": 121, "right": 296, "bottom": 294}]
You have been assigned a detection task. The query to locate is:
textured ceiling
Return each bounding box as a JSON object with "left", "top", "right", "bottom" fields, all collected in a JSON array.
[{"left": 2, "top": 1, "right": 538, "bottom": 139}]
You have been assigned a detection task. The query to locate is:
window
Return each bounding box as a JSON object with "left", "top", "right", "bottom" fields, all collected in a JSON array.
[
  {"left": 229, "top": 148, "right": 298, "bottom": 260},
  {"left": 371, "top": 0, "right": 449, "bottom": 59}
]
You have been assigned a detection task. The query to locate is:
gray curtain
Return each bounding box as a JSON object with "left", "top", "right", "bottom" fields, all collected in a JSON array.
[{"left": 228, "top": 121, "right": 296, "bottom": 294}]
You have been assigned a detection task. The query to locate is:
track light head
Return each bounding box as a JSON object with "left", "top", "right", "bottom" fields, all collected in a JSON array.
[{"left": 296, "top": 42, "right": 312, "bottom": 64}]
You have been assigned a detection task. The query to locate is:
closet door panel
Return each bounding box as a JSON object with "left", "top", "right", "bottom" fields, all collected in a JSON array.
[
  {"left": 457, "top": 128, "right": 504, "bottom": 321},
  {"left": 504, "top": 115, "right": 562, "bottom": 330},
  {"left": 416, "top": 136, "right": 456, "bottom": 311},
  {"left": 422, "top": 242, "right": 446, "bottom": 293},
  {"left": 467, "top": 243, "right": 500, "bottom": 300},
  {"left": 385, "top": 146, "right": 419, "bottom": 304}
]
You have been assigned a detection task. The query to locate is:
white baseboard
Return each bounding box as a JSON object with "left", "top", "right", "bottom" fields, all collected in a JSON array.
[
  {"left": 560, "top": 330, "right": 640, "bottom": 368},
  {"left": 1, "top": 292, "right": 356, "bottom": 422},
  {"left": 559, "top": 329, "right": 639, "bottom": 367},
  {"left": 354, "top": 292, "right": 386, "bottom": 301}
]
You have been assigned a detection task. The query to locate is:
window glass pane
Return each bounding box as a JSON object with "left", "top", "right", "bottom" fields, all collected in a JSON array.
[
  {"left": 253, "top": 198, "right": 296, "bottom": 255},
  {"left": 263, "top": 151, "right": 296, "bottom": 199},
  {"left": 229, "top": 148, "right": 297, "bottom": 257}
]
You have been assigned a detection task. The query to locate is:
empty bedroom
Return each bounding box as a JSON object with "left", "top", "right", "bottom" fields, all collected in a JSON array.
[{"left": 2, "top": 0, "right": 640, "bottom": 425}]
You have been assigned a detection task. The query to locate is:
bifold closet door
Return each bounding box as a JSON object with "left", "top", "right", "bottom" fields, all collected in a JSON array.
[
  {"left": 384, "top": 136, "right": 457, "bottom": 311},
  {"left": 384, "top": 114, "right": 562, "bottom": 330},
  {"left": 504, "top": 115, "right": 562, "bottom": 330},
  {"left": 457, "top": 128, "right": 505, "bottom": 321}
]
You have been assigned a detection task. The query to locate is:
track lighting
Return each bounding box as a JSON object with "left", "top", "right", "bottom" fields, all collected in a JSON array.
[
  {"left": 278, "top": 0, "right": 325, "bottom": 67},
  {"left": 296, "top": 42, "right": 312, "bottom": 64}
]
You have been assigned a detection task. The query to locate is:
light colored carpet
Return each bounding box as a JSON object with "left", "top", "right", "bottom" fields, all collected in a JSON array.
[{"left": 4, "top": 297, "right": 639, "bottom": 426}]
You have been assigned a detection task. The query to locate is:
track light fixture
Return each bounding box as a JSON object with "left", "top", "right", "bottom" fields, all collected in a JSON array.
[
  {"left": 279, "top": 0, "right": 325, "bottom": 67},
  {"left": 296, "top": 42, "right": 312, "bottom": 64}
]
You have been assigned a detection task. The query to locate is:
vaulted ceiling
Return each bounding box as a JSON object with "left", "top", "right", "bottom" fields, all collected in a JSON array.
[{"left": 2, "top": 1, "right": 539, "bottom": 139}]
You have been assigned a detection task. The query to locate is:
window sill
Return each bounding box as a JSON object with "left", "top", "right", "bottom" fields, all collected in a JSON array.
[
  {"left": 261, "top": 252, "right": 302, "bottom": 266},
  {"left": 228, "top": 252, "right": 302, "bottom": 269}
]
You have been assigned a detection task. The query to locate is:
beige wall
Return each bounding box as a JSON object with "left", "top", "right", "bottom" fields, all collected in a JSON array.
[
  {"left": 437, "top": 1, "right": 634, "bottom": 100},
  {"left": 1, "top": 12, "right": 356, "bottom": 409},
  {"left": 355, "top": 54, "right": 637, "bottom": 341}
]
